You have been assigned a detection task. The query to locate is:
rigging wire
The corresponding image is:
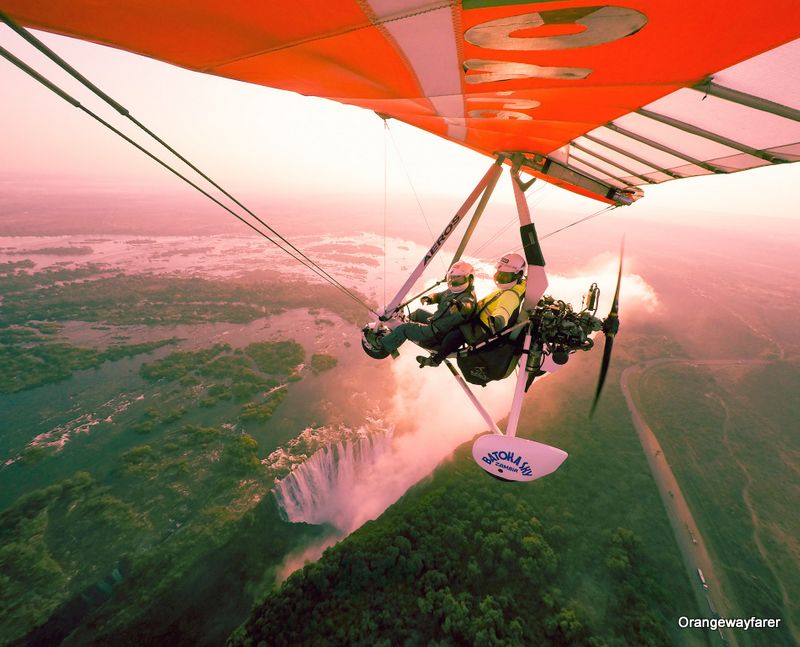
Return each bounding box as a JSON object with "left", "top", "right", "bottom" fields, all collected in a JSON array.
[
  {"left": 2, "top": 12, "right": 623, "bottom": 314},
  {"left": 383, "top": 118, "right": 388, "bottom": 310},
  {"left": 508, "top": 203, "right": 618, "bottom": 253},
  {"left": 0, "top": 43, "right": 380, "bottom": 317},
  {"left": 539, "top": 204, "right": 618, "bottom": 242},
  {"left": 0, "top": 16, "right": 379, "bottom": 317},
  {"left": 471, "top": 180, "right": 550, "bottom": 257},
  {"left": 384, "top": 122, "right": 447, "bottom": 275}
]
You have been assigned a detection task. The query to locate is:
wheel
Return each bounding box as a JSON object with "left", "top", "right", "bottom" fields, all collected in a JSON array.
[{"left": 361, "top": 330, "right": 391, "bottom": 359}]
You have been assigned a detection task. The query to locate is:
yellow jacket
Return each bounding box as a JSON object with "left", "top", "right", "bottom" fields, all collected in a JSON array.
[{"left": 461, "top": 280, "right": 526, "bottom": 343}]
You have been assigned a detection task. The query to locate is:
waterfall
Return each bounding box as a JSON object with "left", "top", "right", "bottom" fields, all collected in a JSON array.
[{"left": 272, "top": 429, "right": 392, "bottom": 530}]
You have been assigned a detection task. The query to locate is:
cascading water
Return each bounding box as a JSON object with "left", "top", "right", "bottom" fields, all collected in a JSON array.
[{"left": 271, "top": 425, "right": 393, "bottom": 530}]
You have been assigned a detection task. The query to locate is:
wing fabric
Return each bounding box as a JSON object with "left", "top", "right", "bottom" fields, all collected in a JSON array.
[
  {"left": 566, "top": 40, "right": 800, "bottom": 193},
  {"left": 2, "top": 1, "right": 798, "bottom": 204}
]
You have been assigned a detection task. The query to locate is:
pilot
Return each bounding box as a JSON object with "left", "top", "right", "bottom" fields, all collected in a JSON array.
[
  {"left": 368, "top": 261, "right": 477, "bottom": 356},
  {"left": 417, "top": 252, "right": 527, "bottom": 367}
]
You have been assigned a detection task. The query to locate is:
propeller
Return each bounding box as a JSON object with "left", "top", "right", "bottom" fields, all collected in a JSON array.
[{"left": 590, "top": 241, "right": 624, "bottom": 417}]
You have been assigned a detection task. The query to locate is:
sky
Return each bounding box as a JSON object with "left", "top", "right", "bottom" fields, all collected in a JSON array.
[{"left": 1, "top": 26, "right": 799, "bottom": 238}]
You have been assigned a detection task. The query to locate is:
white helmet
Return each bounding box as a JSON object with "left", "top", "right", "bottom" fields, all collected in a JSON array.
[
  {"left": 494, "top": 252, "right": 526, "bottom": 289},
  {"left": 446, "top": 261, "right": 474, "bottom": 294}
]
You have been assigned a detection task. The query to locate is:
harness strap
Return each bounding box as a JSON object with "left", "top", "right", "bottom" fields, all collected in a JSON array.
[
  {"left": 460, "top": 320, "right": 530, "bottom": 355},
  {"left": 476, "top": 287, "right": 523, "bottom": 333},
  {"left": 428, "top": 291, "right": 473, "bottom": 338},
  {"left": 471, "top": 291, "right": 505, "bottom": 334}
]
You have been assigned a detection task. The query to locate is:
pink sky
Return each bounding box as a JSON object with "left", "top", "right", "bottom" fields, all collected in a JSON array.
[{"left": 1, "top": 28, "right": 799, "bottom": 231}]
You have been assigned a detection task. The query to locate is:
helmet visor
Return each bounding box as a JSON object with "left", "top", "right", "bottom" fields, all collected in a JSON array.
[
  {"left": 447, "top": 275, "right": 469, "bottom": 288},
  {"left": 494, "top": 271, "right": 518, "bottom": 286}
]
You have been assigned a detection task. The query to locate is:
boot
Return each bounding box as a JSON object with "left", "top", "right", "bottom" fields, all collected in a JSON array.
[
  {"left": 416, "top": 354, "right": 442, "bottom": 368},
  {"left": 363, "top": 330, "right": 381, "bottom": 350}
]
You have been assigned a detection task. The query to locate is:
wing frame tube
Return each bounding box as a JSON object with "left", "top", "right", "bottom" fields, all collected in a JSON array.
[
  {"left": 504, "top": 330, "right": 533, "bottom": 439},
  {"left": 692, "top": 81, "right": 800, "bottom": 123},
  {"left": 636, "top": 107, "right": 791, "bottom": 163},
  {"left": 380, "top": 158, "right": 502, "bottom": 319},
  {"left": 449, "top": 155, "right": 504, "bottom": 266},
  {"left": 570, "top": 142, "right": 653, "bottom": 186},
  {"left": 569, "top": 152, "right": 638, "bottom": 188},
  {"left": 511, "top": 153, "right": 636, "bottom": 205},
  {"left": 606, "top": 122, "right": 724, "bottom": 174},
  {"left": 582, "top": 132, "right": 683, "bottom": 180},
  {"left": 510, "top": 163, "right": 548, "bottom": 303},
  {"left": 443, "top": 359, "right": 503, "bottom": 435}
]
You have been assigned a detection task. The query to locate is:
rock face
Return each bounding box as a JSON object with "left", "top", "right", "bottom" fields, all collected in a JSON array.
[{"left": 272, "top": 427, "right": 393, "bottom": 529}]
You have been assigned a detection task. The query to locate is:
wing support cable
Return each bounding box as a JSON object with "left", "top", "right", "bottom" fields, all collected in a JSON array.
[
  {"left": 383, "top": 117, "right": 389, "bottom": 310},
  {"left": 0, "top": 44, "right": 378, "bottom": 316},
  {"left": 382, "top": 119, "right": 446, "bottom": 274},
  {"left": 471, "top": 181, "right": 550, "bottom": 258},
  {"left": 392, "top": 280, "right": 445, "bottom": 314},
  {"left": 505, "top": 154, "right": 618, "bottom": 251},
  {"left": 535, "top": 204, "right": 616, "bottom": 244},
  {"left": 0, "top": 12, "right": 379, "bottom": 318},
  {"left": 507, "top": 204, "right": 617, "bottom": 262}
]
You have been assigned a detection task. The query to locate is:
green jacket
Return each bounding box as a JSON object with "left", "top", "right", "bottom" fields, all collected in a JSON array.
[{"left": 426, "top": 287, "right": 477, "bottom": 337}]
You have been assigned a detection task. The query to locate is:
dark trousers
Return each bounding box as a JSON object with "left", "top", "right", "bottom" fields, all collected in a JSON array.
[{"left": 432, "top": 328, "right": 466, "bottom": 360}]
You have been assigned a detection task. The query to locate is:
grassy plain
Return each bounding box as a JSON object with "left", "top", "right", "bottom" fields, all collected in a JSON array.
[{"left": 635, "top": 361, "right": 799, "bottom": 646}]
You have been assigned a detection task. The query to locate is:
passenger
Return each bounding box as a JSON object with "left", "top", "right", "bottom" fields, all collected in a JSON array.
[
  {"left": 417, "top": 252, "right": 526, "bottom": 367},
  {"left": 370, "top": 261, "right": 477, "bottom": 355}
]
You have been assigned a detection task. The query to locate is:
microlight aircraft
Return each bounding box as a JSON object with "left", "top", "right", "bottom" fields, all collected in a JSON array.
[
  {"left": 1, "top": 2, "right": 797, "bottom": 481},
  {"left": 360, "top": 156, "right": 622, "bottom": 482}
]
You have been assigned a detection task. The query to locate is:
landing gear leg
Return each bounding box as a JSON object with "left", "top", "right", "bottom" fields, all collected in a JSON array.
[{"left": 443, "top": 350, "right": 568, "bottom": 482}]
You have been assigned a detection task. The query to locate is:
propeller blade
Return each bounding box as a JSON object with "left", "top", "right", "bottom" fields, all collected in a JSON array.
[
  {"left": 590, "top": 335, "right": 615, "bottom": 417},
  {"left": 608, "top": 238, "right": 624, "bottom": 319},
  {"left": 590, "top": 240, "right": 624, "bottom": 417}
]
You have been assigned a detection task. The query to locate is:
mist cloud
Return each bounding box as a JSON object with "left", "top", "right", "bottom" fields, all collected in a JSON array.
[{"left": 542, "top": 252, "right": 659, "bottom": 318}]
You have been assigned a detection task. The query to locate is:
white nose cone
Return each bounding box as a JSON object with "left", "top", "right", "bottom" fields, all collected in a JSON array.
[{"left": 472, "top": 434, "right": 568, "bottom": 482}]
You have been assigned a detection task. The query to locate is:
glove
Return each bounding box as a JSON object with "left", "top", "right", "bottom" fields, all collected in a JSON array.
[
  {"left": 489, "top": 314, "right": 506, "bottom": 332},
  {"left": 420, "top": 296, "right": 432, "bottom": 305},
  {"left": 448, "top": 299, "right": 469, "bottom": 315}
]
